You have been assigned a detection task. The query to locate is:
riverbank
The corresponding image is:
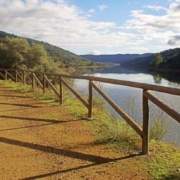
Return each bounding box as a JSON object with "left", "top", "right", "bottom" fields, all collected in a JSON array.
[{"left": 0, "top": 80, "right": 180, "bottom": 179}]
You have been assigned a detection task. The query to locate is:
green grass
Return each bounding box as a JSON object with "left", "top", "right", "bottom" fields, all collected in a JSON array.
[
  {"left": 0, "top": 79, "right": 180, "bottom": 179},
  {"left": 1, "top": 80, "right": 32, "bottom": 93},
  {"left": 150, "top": 119, "right": 167, "bottom": 141},
  {"left": 147, "top": 140, "right": 180, "bottom": 179}
]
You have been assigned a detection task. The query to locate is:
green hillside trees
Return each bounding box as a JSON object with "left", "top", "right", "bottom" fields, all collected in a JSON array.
[
  {"left": 0, "top": 37, "right": 58, "bottom": 73},
  {"left": 151, "top": 53, "right": 164, "bottom": 68}
]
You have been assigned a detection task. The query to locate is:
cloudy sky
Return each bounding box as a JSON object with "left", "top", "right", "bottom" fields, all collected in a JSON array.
[{"left": 0, "top": 0, "right": 180, "bottom": 54}]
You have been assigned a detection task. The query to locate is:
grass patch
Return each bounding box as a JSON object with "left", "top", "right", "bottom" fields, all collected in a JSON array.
[
  {"left": 0, "top": 80, "right": 32, "bottom": 93},
  {"left": 148, "top": 140, "right": 180, "bottom": 179},
  {"left": 88, "top": 108, "right": 141, "bottom": 152},
  {"left": 150, "top": 119, "right": 167, "bottom": 141},
  {"left": 0, "top": 79, "right": 180, "bottom": 179}
]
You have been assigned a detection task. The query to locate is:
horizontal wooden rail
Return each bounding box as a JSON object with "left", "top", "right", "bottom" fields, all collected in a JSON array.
[
  {"left": 13, "top": 68, "right": 180, "bottom": 96},
  {"left": 61, "top": 78, "right": 89, "bottom": 108},
  {"left": 0, "top": 68, "right": 179, "bottom": 155},
  {"left": 144, "top": 91, "right": 180, "bottom": 123},
  {"left": 92, "top": 82, "right": 143, "bottom": 136},
  {"left": 57, "top": 74, "right": 180, "bottom": 96}
]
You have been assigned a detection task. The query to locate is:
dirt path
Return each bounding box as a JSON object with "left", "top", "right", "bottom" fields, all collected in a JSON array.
[{"left": 0, "top": 85, "right": 149, "bottom": 180}]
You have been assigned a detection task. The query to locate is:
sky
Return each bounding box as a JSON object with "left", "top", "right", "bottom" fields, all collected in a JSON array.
[{"left": 0, "top": 0, "right": 180, "bottom": 55}]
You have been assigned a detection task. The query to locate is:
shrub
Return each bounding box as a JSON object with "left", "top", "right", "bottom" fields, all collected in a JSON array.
[{"left": 150, "top": 119, "right": 167, "bottom": 141}]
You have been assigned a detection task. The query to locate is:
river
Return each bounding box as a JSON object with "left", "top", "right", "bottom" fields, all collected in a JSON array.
[{"left": 73, "top": 66, "right": 180, "bottom": 146}]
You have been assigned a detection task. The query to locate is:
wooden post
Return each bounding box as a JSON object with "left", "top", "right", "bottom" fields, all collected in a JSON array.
[
  {"left": 59, "top": 76, "right": 63, "bottom": 105},
  {"left": 43, "top": 73, "right": 46, "bottom": 94},
  {"left": 5, "top": 70, "right": 7, "bottom": 80},
  {"left": 23, "top": 70, "right": 26, "bottom": 84},
  {"left": 32, "top": 73, "right": 35, "bottom": 90},
  {"left": 142, "top": 89, "right": 149, "bottom": 155},
  {"left": 15, "top": 70, "right": 18, "bottom": 82},
  {"left": 88, "top": 80, "right": 93, "bottom": 118}
]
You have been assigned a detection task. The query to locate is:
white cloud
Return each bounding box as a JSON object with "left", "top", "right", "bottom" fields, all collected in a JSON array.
[
  {"left": 98, "top": 4, "right": 108, "bottom": 12},
  {"left": 124, "top": 0, "right": 180, "bottom": 52},
  {"left": 0, "top": 0, "right": 179, "bottom": 54},
  {"left": 169, "top": 0, "right": 180, "bottom": 11},
  {"left": 86, "top": 8, "right": 96, "bottom": 18},
  {"left": 168, "top": 35, "right": 180, "bottom": 45},
  {"left": 146, "top": 5, "right": 167, "bottom": 11}
]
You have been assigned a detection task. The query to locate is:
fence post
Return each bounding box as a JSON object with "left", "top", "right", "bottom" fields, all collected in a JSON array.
[
  {"left": 32, "top": 72, "right": 35, "bottom": 90},
  {"left": 5, "top": 70, "right": 7, "bottom": 80},
  {"left": 59, "top": 76, "right": 63, "bottom": 105},
  {"left": 43, "top": 73, "right": 46, "bottom": 94},
  {"left": 88, "top": 80, "right": 93, "bottom": 118},
  {"left": 15, "top": 70, "right": 18, "bottom": 82},
  {"left": 23, "top": 70, "right": 26, "bottom": 84},
  {"left": 142, "top": 89, "right": 149, "bottom": 155}
]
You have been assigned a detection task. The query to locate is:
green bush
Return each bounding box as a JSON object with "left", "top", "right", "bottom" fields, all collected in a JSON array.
[
  {"left": 0, "top": 37, "right": 62, "bottom": 74},
  {"left": 150, "top": 119, "right": 167, "bottom": 141}
]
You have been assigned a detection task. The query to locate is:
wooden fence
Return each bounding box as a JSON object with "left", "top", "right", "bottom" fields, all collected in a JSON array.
[{"left": 0, "top": 68, "right": 180, "bottom": 155}]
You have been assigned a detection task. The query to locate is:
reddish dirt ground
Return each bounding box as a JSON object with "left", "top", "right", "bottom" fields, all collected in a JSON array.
[{"left": 0, "top": 85, "right": 150, "bottom": 180}]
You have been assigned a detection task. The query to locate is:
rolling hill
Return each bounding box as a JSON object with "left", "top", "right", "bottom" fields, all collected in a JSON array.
[
  {"left": 82, "top": 53, "right": 152, "bottom": 64},
  {"left": 1, "top": 31, "right": 179, "bottom": 73},
  {"left": 82, "top": 48, "right": 180, "bottom": 72},
  {"left": 153, "top": 48, "right": 180, "bottom": 71},
  {"left": 0, "top": 31, "right": 92, "bottom": 67}
]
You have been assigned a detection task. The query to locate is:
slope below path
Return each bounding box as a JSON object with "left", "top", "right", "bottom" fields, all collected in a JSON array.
[{"left": 0, "top": 85, "right": 149, "bottom": 180}]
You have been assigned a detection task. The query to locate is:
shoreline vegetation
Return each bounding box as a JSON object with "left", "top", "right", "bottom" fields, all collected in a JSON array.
[
  {"left": 0, "top": 34, "right": 102, "bottom": 75},
  {"left": 1, "top": 79, "right": 179, "bottom": 180},
  {"left": 82, "top": 49, "right": 180, "bottom": 84},
  {"left": 82, "top": 48, "right": 180, "bottom": 73}
]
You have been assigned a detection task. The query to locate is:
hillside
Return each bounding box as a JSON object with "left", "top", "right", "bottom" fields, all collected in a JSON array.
[
  {"left": 0, "top": 31, "right": 92, "bottom": 67},
  {"left": 122, "top": 48, "right": 180, "bottom": 72},
  {"left": 82, "top": 53, "right": 152, "bottom": 64},
  {"left": 151, "top": 48, "right": 180, "bottom": 71},
  {"left": 82, "top": 48, "right": 180, "bottom": 72}
]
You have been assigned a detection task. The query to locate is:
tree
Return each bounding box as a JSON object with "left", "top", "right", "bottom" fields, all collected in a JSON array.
[
  {"left": 151, "top": 53, "right": 164, "bottom": 68},
  {"left": 0, "top": 37, "right": 58, "bottom": 73},
  {"left": 0, "top": 37, "right": 30, "bottom": 68},
  {"left": 26, "top": 44, "right": 49, "bottom": 69}
]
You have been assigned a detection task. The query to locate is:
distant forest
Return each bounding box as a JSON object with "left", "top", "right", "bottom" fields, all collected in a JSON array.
[
  {"left": 0, "top": 31, "right": 94, "bottom": 74},
  {"left": 0, "top": 31, "right": 179, "bottom": 75},
  {"left": 83, "top": 48, "right": 180, "bottom": 72},
  {"left": 150, "top": 49, "right": 180, "bottom": 71}
]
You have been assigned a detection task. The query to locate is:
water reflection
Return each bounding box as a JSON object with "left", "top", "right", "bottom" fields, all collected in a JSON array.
[
  {"left": 153, "top": 74, "right": 162, "bottom": 84},
  {"left": 73, "top": 71, "right": 180, "bottom": 146}
]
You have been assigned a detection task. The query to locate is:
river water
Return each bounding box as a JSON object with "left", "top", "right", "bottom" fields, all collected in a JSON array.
[{"left": 73, "top": 66, "right": 180, "bottom": 146}]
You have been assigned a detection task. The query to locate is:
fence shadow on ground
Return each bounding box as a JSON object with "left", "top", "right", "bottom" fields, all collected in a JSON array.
[
  {"left": 0, "top": 115, "right": 88, "bottom": 132},
  {"left": 0, "top": 137, "right": 140, "bottom": 180},
  {"left": 0, "top": 94, "right": 32, "bottom": 98},
  {"left": 0, "top": 102, "right": 39, "bottom": 108}
]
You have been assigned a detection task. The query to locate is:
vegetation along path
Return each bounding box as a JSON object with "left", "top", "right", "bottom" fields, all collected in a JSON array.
[{"left": 0, "top": 82, "right": 179, "bottom": 179}]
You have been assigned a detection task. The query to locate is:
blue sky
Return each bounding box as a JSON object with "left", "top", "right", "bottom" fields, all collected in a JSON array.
[
  {"left": 69, "top": 0, "right": 169, "bottom": 23},
  {"left": 0, "top": 0, "right": 179, "bottom": 54}
]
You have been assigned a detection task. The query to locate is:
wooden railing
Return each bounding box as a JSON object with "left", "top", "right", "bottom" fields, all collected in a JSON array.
[{"left": 0, "top": 68, "right": 179, "bottom": 155}]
